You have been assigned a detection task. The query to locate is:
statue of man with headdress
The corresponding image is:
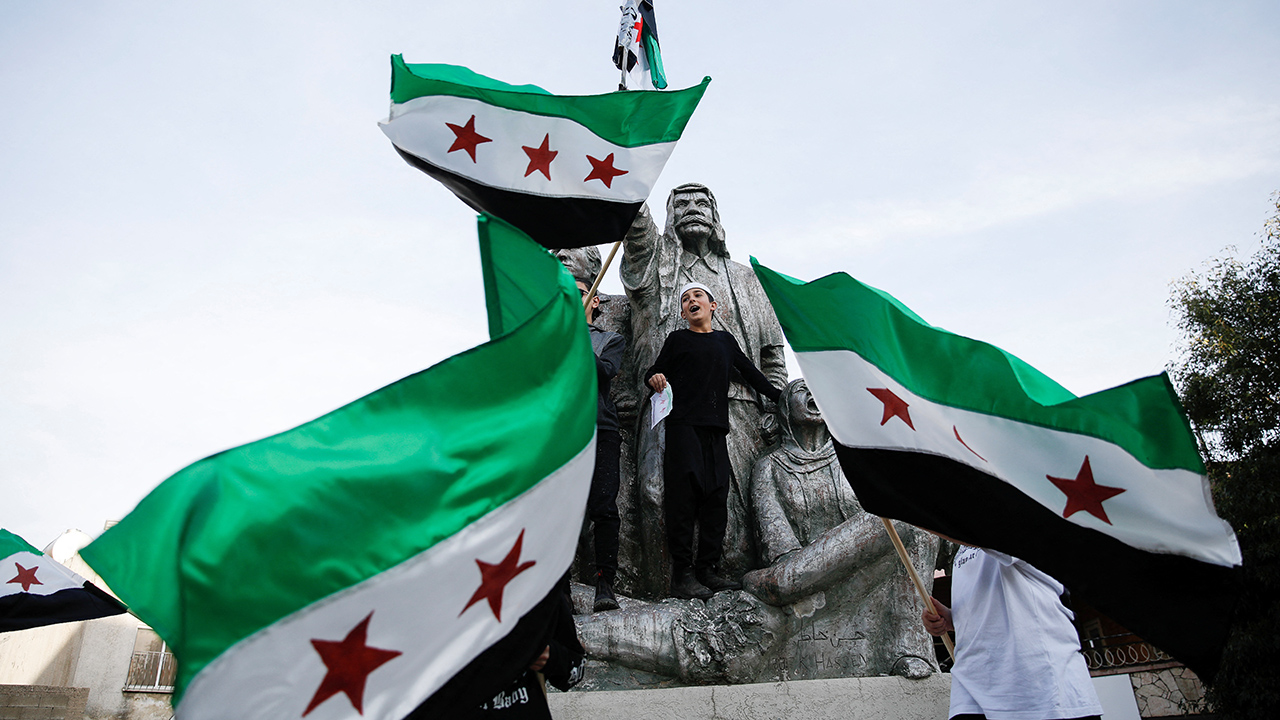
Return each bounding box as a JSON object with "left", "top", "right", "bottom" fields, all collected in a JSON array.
[{"left": 621, "top": 183, "right": 788, "bottom": 595}]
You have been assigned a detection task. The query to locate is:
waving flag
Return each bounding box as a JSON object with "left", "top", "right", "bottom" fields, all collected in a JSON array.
[
  {"left": 1, "top": 528, "right": 126, "bottom": 632},
  {"left": 380, "top": 57, "right": 707, "bottom": 249},
  {"left": 614, "top": 0, "right": 667, "bottom": 90},
  {"left": 752, "top": 260, "right": 1242, "bottom": 682},
  {"left": 82, "top": 215, "right": 597, "bottom": 719}
]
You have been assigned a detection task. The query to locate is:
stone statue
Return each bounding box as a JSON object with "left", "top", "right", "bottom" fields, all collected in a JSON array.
[
  {"left": 573, "top": 379, "right": 939, "bottom": 686},
  {"left": 743, "top": 379, "right": 939, "bottom": 678},
  {"left": 621, "top": 183, "right": 788, "bottom": 595}
]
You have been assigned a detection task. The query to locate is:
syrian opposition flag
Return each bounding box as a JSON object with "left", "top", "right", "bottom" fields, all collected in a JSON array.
[
  {"left": 1, "top": 528, "right": 126, "bottom": 632},
  {"left": 614, "top": 0, "right": 667, "bottom": 90},
  {"left": 752, "top": 260, "right": 1243, "bottom": 682},
  {"left": 80, "top": 215, "right": 597, "bottom": 720},
  {"left": 379, "top": 56, "right": 706, "bottom": 249}
]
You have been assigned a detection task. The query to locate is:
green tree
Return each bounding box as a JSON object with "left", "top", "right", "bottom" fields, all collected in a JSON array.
[{"left": 1169, "top": 193, "right": 1280, "bottom": 719}]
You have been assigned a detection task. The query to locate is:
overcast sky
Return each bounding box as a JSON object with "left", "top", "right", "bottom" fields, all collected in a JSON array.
[{"left": 3, "top": 1, "right": 1278, "bottom": 547}]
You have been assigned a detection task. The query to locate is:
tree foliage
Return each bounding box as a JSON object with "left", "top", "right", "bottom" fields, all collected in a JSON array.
[{"left": 1169, "top": 193, "right": 1280, "bottom": 719}]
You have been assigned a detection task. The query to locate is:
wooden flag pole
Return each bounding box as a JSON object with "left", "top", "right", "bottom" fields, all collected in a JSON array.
[
  {"left": 879, "top": 517, "right": 956, "bottom": 661},
  {"left": 583, "top": 240, "right": 623, "bottom": 310}
]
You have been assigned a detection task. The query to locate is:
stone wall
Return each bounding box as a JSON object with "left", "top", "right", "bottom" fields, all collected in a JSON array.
[
  {"left": 0, "top": 686, "right": 89, "bottom": 720},
  {"left": 1129, "top": 667, "right": 1209, "bottom": 717}
]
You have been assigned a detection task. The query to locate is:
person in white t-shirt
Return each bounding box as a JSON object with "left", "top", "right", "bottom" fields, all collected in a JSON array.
[{"left": 922, "top": 545, "right": 1103, "bottom": 720}]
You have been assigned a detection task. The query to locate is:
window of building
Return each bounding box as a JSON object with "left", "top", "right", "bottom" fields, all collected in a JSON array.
[{"left": 124, "top": 628, "right": 176, "bottom": 692}]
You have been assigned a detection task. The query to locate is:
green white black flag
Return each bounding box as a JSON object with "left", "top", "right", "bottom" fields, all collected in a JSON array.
[
  {"left": 82, "top": 215, "right": 596, "bottom": 719},
  {"left": 751, "top": 259, "right": 1241, "bottom": 682},
  {"left": 380, "top": 57, "right": 706, "bottom": 249},
  {"left": 1, "top": 528, "right": 126, "bottom": 632}
]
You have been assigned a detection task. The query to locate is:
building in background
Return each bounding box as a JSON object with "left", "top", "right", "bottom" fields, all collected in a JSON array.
[
  {"left": 0, "top": 527, "right": 173, "bottom": 720},
  {"left": 1074, "top": 601, "right": 1212, "bottom": 718}
]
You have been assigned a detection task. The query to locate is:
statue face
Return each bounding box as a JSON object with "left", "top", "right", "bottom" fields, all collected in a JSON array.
[
  {"left": 788, "top": 381, "right": 823, "bottom": 426},
  {"left": 554, "top": 248, "right": 601, "bottom": 286},
  {"left": 671, "top": 191, "right": 714, "bottom": 246}
]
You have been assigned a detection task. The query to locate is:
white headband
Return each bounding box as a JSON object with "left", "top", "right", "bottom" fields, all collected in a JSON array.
[{"left": 678, "top": 282, "right": 714, "bottom": 307}]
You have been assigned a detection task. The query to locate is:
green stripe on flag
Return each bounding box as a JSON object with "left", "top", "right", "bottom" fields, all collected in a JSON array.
[
  {"left": 752, "top": 260, "right": 1204, "bottom": 474},
  {"left": 83, "top": 216, "right": 596, "bottom": 700},
  {"left": 643, "top": 35, "right": 667, "bottom": 89},
  {"left": 1, "top": 529, "right": 40, "bottom": 558},
  {"left": 389, "top": 56, "right": 709, "bottom": 147},
  {"left": 478, "top": 215, "right": 579, "bottom": 339}
]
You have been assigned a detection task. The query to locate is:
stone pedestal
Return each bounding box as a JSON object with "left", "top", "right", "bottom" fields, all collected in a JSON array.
[{"left": 548, "top": 674, "right": 950, "bottom": 720}]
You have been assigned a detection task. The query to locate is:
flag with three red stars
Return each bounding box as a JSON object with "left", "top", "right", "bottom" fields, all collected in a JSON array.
[
  {"left": 751, "top": 260, "right": 1242, "bottom": 683},
  {"left": 1, "top": 528, "right": 126, "bottom": 632},
  {"left": 80, "top": 215, "right": 597, "bottom": 720},
  {"left": 379, "top": 56, "right": 707, "bottom": 249}
]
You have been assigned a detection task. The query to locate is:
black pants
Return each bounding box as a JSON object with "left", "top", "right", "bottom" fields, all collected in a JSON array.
[
  {"left": 663, "top": 424, "right": 730, "bottom": 575},
  {"left": 588, "top": 429, "right": 621, "bottom": 584}
]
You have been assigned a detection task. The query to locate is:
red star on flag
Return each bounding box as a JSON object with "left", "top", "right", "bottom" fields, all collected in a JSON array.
[
  {"left": 460, "top": 529, "right": 536, "bottom": 622},
  {"left": 7, "top": 563, "right": 42, "bottom": 592},
  {"left": 867, "top": 387, "right": 915, "bottom": 430},
  {"left": 522, "top": 133, "right": 558, "bottom": 180},
  {"left": 303, "top": 612, "right": 402, "bottom": 717},
  {"left": 584, "top": 153, "right": 628, "bottom": 188},
  {"left": 445, "top": 115, "right": 492, "bottom": 163},
  {"left": 1047, "top": 456, "right": 1126, "bottom": 524}
]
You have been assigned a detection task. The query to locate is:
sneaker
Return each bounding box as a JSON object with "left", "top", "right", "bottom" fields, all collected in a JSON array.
[
  {"left": 670, "top": 569, "right": 714, "bottom": 600},
  {"left": 593, "top": 577, "right": 620, "bottom": 613},
  {"left": 696, "top": 569, "right": 742, "bottom": 592}
]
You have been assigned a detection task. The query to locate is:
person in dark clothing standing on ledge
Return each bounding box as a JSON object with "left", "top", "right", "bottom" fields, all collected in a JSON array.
[
  {"left": 577, "top": 280, "right": 626, "bottom": 612},
  {"left": 645, "top": 282, "right": 783, "bottom": 600},
  {"left": 475, "top": 574, "right": 585, "bottom": 719}
]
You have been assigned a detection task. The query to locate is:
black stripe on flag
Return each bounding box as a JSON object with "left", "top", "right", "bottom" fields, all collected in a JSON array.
[
  {"left": 638, "top": 0, "right": 660, "bottom": 44},
  {"left": 403, "top": 580, "right": 573, "bottom": 718},
  {"left": 835, "top": 444, "right": 1240, "bottom": 683},
  {"left": 393, "top": 148, "right": 643, "bottom": 250},
  {"left": 0, "top": 582, "right": 127, "bottom": 633}
]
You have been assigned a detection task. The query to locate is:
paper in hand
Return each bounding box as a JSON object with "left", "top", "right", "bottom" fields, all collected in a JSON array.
[{"left": 650, "top": 386, "right": 673, "bottom": 428}]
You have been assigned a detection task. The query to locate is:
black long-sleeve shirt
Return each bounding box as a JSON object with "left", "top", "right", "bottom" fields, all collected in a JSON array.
[
  {"left": 590, "top": 325, "right": 625, "bottom": 432},
  {"left": 645, "top": 329, "right": 782, "bottom": 432}
]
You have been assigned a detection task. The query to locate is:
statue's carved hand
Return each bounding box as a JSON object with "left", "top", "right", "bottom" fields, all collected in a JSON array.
[{"left": 629, "top": 202, "right": 653, "bottom": 233}]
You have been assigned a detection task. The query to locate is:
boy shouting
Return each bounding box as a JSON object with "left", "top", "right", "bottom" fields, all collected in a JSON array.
[{"left": 645, "top": 283, "right": 782, "bottom": 600}]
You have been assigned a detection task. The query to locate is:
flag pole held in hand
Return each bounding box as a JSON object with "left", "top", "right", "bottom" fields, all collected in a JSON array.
[
  {"left": 583, "top": 241, "right": 622, "bottom": 310},
  {"left": 879, "top": 517, "right": 956, "bottom": 661}
]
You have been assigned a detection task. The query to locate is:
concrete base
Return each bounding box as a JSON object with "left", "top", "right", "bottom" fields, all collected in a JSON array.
[
  {"left": 549, "top": 674, "right": 951, "bottom": 720},
  {"left": 0, "top": 685, "right": 90, "bottom": 720}
]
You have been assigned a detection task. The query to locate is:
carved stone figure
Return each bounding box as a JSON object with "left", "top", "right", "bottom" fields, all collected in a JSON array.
[
  {"left": 621, "top": 184, "right": 788, "bottom": 595},
  {"left": 573, "top": 379, "right": 939, "bottom": 686},
  {"left": 743, "top": 379, "right": 939, "bottom": 678}
]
